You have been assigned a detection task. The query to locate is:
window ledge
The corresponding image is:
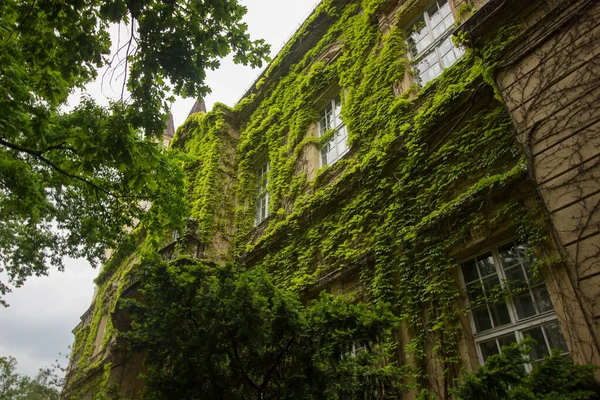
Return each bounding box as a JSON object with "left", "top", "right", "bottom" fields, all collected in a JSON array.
[
  {"left": 472, "top": 311, "right": 559, "bottom": 340},
  {"left": 248, "top": 216, "right": 272, "bottom": 245},
  {"left": 313, "top": 146, "right": 355, "bottom": 188}
]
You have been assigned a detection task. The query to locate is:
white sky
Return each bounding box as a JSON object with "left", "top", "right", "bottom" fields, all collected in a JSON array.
[{"left": 0, "top": 0, "right": 319, "bottom": 378}]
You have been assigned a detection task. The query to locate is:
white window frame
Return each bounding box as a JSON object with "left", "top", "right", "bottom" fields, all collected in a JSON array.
[
  {"left": 255, "top": 161, "right": 269, "bottom": 226},
  {"left": 318, "top": 95, "right": 349, "bottom": 166},
  {"left": 407, "top": 0, "right": 464, "bottom": 86},
  {"left": 342, "top": 341, "right": 368, "bottom": 360},
  {"left": 459, "top": 240, "right": 569, "bottom": 371}
]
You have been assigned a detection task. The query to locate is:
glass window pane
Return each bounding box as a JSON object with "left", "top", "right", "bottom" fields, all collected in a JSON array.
[
  {"left": 256, "top": 194, "right": 268, "bottom": 224},
  {"left": 473, "top": 306, "right": 493, "bottom": 332},
  {"left": 490, "top": 302, "right": 511, "bottom": 327},
  {"left": 482, "top": 275, "right": 500, "bottom": 292},
  {"left": 516, "top": 243, "right": 536, "bottom": 274},
  {"left": 430, "top": 63, "right": 443, "bottom": 80},
  {"left": 416, "top": 51, "right": 441, "bottom": 85},
  {"left": 320, "top": 103, "right": 334, "bottom": 134},
  {"left": 516, "top": 243, "right": 529, "bottom": 260},
  {"left": 429, "top": 11, "right": 443, "bottom": 29},
  {"left": 418, "top": 67, "right": 434, "bottom": 86},
  {"left": 438, "top": 35, "right": 454, "bottom": 57},
  {"left": 439, "top": 38, "right": 463, "bottom": 69},
  {"left": 462, "top": 260, "right": 479, "bottom": 283},
  {"left": 477, "top": 253, "right": 496, "bottom": 277},
  {"left": 452, "top": 45, "right": 465, "bottom": 63},
  {"left": 417, "top": 36, "right": 433, "bottom": 54},
  {"left": 438, "top": 0, "right": 451, "bottom": 15},
  {"left": 543, "top": 321, "right": 569, "bottom": 353},
  {"left": 498, "top": 333, "right": 517, "bottom": 350},
  {"left": 258, "top": 170, "right": 268, "bottom": 192},
  {"left": 444, "top": 45, "right": 463, "bottom": 71},
  {"left": 514, "top": 292, "right": 537, "bottom": 319},
  {"left": 522, "top": 326, "right": 550, "bottom": 361},
  {"left": 410, "top": 17, "right": 431, "bottom": 55},
  {"left": 319, "top": 116, "right": 328, "bottom": 134},
  {"left": 332, "top": 146, "right": 340, "bottom": 163},
  {"left": 504, "top": 266, "right": 526, "bottom": 286},
  {"left": 532, "top": 286, "right": 553, "bottom": 313},
  {"left": 334, "top": 97, "right": 343, "bottom": 127},
  {"left": 255, "top": 162, "right": 270, "bottom": 225},
  {"left": 441, "top": 48, "right": 456, "bottom": 68},
  {"left": 431, "top": 21, "right": 447, "bottom": 41},
  {"left": 327, "top": 149, "right": 335, "bottom": 165},
  {"left": 480, "top": 339, "right": 500, "bottom": 362},
  {"left": 499, "top": 243, "right": 519, "bottom": 268},
  {"left": 411, "top": 18, "right": 428, "bottom": 42},
  {"left": 466, "top": 281, "right": 483, "bottom": 302},
  {"left": 429, "top": 2, "right": 453, "bottom": 40},
  {"left": 441, "top": 12, "right": 454, "bottom": 32}
]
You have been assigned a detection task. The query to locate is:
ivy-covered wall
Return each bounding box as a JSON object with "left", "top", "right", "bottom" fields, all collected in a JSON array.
[
  {"left": 172, "top": 106, "right": 239, "bottom": 261},
  {"left": 215, "top": 1, "right": 538, "bottom": 395},
  {"left": 63, "top": 0, "right": 595, "bottom": 398},
  {"left": 62, "top": 238, "right": 140, "bottom": 399}
]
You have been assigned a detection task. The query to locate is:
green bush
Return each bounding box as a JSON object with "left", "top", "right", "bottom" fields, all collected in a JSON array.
[{"left": 453, "top": 342, "right": 600, "bottom": 400}]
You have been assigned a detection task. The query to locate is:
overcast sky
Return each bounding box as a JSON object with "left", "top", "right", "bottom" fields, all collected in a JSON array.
[{"left": 0, "top": 0, "right": 319, "bottom": 378}]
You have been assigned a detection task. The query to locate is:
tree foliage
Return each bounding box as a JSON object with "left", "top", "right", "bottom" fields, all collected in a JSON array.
[
  {"left": 0, "top": 0, "right": 270, "bottom": 304},
  {"left": 0, "top": 356, "right": 60, "bottom": 400},
  {"left": 125, "top": 258, "right": 403, "bottom": 399},
  {"left": 0, "top": 356, "right": 24, "bottom": 400},
  {"left": 453, "top": 342, "right": 600, "bottom": 400}
]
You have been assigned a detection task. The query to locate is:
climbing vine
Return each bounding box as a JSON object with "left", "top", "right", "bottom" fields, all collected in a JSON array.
[
  {"left": 64, "top": 0, "right": 569, "bottom": 398},
  {"left": 222, "top": 0, "right": 551, "bottom": 396}
]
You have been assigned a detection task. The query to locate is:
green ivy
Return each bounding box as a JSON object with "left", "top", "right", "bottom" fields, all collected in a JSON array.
[{"left": 67, "top": 0, "right": 557, "bottom": 396}]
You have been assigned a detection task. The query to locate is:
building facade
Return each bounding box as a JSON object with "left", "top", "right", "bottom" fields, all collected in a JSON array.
[{"left": 62, "top": 0, "right": 600, "bottom": 398}]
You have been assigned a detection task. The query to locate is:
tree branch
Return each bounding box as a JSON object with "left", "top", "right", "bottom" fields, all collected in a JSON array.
[
  {"left": 121, "top": 20, "right": 136, "bottom": 102},
  {"left": 229, "top": 331, "right": 260, "bottom": 394},
  {"left": 0, "top": 0, "right": 37, "bottom": 49},
  {"left": 0, "top": 137, "right": 116, "bottom": 199},
  {"left": 43, "top": 142, "right": 80, "bottom": 156},
  {"left": 259, "top": 336, "right": 295, "bottom": 393}
]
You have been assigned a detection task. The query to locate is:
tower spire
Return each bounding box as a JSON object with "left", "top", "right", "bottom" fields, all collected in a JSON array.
[{"left": 187, "top": 98, "right": 207, "bottom": 117}]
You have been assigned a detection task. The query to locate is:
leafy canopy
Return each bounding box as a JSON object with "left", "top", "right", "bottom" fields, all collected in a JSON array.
[
  {"left": 0, "top": 356, "right": 60, "bottom": 400},
  {"left": 0, "top": 0, "right": 270, "bottom": 304},
  {"left": 453, "top": 342, "right": 600, "bottom": 400},
  {"left": 125, "top": 258, "right": 404, "bottom": 399}
]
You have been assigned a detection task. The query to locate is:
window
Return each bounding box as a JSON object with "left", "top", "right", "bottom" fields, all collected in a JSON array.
[
  {"left": 319, "top": 95, "right": 349, "bottom": 166},
  {"left": 460, "top": 241, "right": 569, "bottom": 369},
  {"left": 342, "top": 341, "right": 368, "bottom": 360},
  {"left": 407, "top": 0, "right": 464, "bottom": 86},
  {"left": 255, "top": 161, "right": 269, "bottom": 226}
]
